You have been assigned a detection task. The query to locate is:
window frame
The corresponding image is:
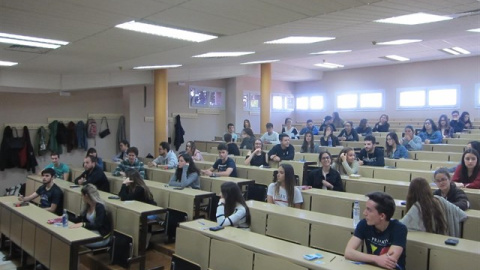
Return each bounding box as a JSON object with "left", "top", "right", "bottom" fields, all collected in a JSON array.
[
  {"left": 243, "top": 91, "right": 261, "bottom": 111},
  {"left": 335, "top": 90, "right": 385, "bottom": 111},
  {"left": 271, "top": 93, "right": 295, "bottom": 112},
  {"left": 396, "top": 85, "right": 460, "bottom": 110},
  {"left": 189, "top": 85, "right": 226, "bottom": 110},
  {"left": 296, "top": 94, "right": 326, "bottom": 111},
  {"left": 476, "top": 83, "right": 480, "bottom": 108}
]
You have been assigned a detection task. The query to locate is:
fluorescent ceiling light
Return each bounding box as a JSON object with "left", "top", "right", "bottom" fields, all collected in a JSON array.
[
  {"left": 383, "top": 55, "right": 410, "bottom": 62},
  {"left": 441, "top": 47, "right": 470, "bottom": 55},
  {"left": 0, "top": 33, "right": 68, "bottom": 45},
  {"left": 241, "top": 60, "right": 279, "bottom": 65},
  {"left": 468, "top": 28, "right": 480, "bottom": 32},
  {"left": 115, "top": 21, "right": 217, "bottom": 42},
  {"left": 265, "top": 36, "right": 334, "bottom": 44},
  {"left": 193, "top": 52, "right": 255, "bottom": 58},
  {"left": 376, "top": 39, "right": 422, "bottom": 45},
  {"left": 375, "top": 12, "right": 452, "bottom": 25},
  {"left": 133, "top": 65, "right": 182, "bottom": 70},
  {"left": 314, "top": 62, "right": 344, "bottom": 69},
  {"left": 310, "top": 50, "right": 351, "bottom": 55},
  {"left": 0, "top": 60, "right": 18, "bottom": 66}
]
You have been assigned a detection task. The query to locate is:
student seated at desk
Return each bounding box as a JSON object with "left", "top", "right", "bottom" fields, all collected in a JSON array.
[
  {"left": 148, "top": 142, "right": 178, "bottom": 169},
  {"left": 345, "top": 192, "right": 407, "bottom": 270},
  {"left": 306, "top": 151, "right": 344, "bottom": 191},
  {"left": 260, "top": 122, "right": 280, "bottom": 145},
  {"left": 169, "top": 153, "right": 200, "bottom": 189},
  {"left": 401, "top": 125, "right": 423, "bottom": 151},
  {"left": 268, "top": 134, "right": 295, "bottom": 162},
  {"left": 267, "top": 164, "right": 303, "bottom": 208},
  {"left": 244, "top": 139, "right": 269, "bottom": 167},
  {"left": 112, "top": 147, "right": 146, "bottom": 179},
  {"left": 300, "top": 131, "right": 319, "bottom": 153},
  {"left": 224, "top": 133, "right": 240, "bottom": 156},
  {"left": 113, "top": 139, "right": 129, "bottom": 162},
  {"left": 400, "top": 178, "right": 467, "bottom": 237},
  {"left": 338, "top": 121, "right": 359, "bottom": 141},
  {"left": 433, "top": 168, "right": 470, "bottom": 210},
  {"left": 70, "top": 184, "right": 112, "bottom": 248},
  {"left": 452, "top": 148, "right": 480, "bottom": 189},
  {"left": 332, "top": 147, "right": 359, "bottom": 176},
  {"left": 418, "top": 119, "right": 443, "bottom": 144},
  {"left": 385, "top": 132, "right": 408, "bottom": 159},
  {"left": 19, "top": 168, "right": 63, "bottom": 216},
  {"left": 216, "top": 182, "right": 250, "bottom": 229},
  {"left": 185, "top": 141, "right": 203, "bottom": 161},
  {"left": 43, "top": 152, "right": 69, "bottom": 180},
  {"left": 119, "top": 170, "right": 156, "bottom": 204},
  {"left": 358, "top": 135, "right": 385, "bottom": 167},
  {"left": 240, "top": 128, "right": 256, "bottom": 150},
  {"left": 86, "top": 147, "right": 104, "bottom": 170},
  {"left": 319, "top": 125, "right": 340, "bottom": 147},
  {"left": 75, "top": 155, "right": 110, "bottom": 192},
  {"left": 201, "top": 143, "right": 237, "bottom": 177},
  {"left": 372, "top": 114, "right": 390, "bottom": 132}
]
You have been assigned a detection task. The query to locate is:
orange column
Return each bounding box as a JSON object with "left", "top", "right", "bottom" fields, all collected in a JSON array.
[
  {"left": 154, "top": 69, "right": 168, "bottom": 157},
  {"left": 260, "top": 63, "right": 272, "bottom": 134}
]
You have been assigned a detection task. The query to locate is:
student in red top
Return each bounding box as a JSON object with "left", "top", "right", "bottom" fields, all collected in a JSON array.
[{"left": 453, "top": 148, "right": 480, "bottom": 189}]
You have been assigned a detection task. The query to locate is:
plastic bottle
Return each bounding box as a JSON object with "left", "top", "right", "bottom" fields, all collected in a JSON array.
[
  {"left": 62, "top": 209, "right": 68, "bottom": 228},
  {"left": 353, "top": 201, "right": 360, "bottom": 228},
  {"left": 327, "top": 136, "right": 333, "bottom": 147}
]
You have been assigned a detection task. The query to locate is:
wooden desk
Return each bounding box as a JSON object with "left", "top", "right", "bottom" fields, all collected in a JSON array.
[
  {"left": 144, "top": 167, "right": 175, "bottom": 183},
  {"left": 0, "top": 196, "right": 101, "bottom": 270},
  {"left": 199, "top": 176, "right": 254, "bottom": 195},
  {"left": 177, "top": 219, "right": 381, "bottom": 270},
  {"left": 26, "top": 175, "right": 165, "bottom": 270},
  {"left": 301, "top": 188, "right": 405, "bottom": 220}
]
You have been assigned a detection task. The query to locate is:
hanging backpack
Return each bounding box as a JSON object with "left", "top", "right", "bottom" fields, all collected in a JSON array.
[{"left": 87, "top": 118, "right": 98, "bottom": 146}]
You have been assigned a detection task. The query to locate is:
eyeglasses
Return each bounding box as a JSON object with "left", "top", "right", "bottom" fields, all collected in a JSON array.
[
  {"left": 434, "top": 177, "right": 448, "bottom": 183},
  {"left": 424, "top": 122, "right": 431, "bottom": 125},
  {"left": 321, "top": 156, "right": 331, "bottom": 160}
]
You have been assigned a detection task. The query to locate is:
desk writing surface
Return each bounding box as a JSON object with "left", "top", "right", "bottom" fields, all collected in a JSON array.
[
  {"left": 199, "top": 175, "right": 254, "bottom": 194},
  {"left": 145, "top": 167, "right": 175, "bottom": 183},
  {"left": 240, "top": 165, "right": 276, "bottom": 186},
  {"left": 407, "top": 231, "right": 480, "bottom": 255},
  {"left": 179, "top": 219, "right": 380, "bottom": 270}
]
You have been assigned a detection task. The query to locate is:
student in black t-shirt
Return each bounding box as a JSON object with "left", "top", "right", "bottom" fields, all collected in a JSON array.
[
  {"left": 358, "top": 135, "right": 385, "bottom": 167},
  {"left": 345, "top": 192, "right": 407, "bottom": 270},
  {"left": 19, "top": 168, "right": 64, "bottom": 216},
  {"left": 244, "top": 139, "right": 269, "bottom": 167},
  {"left": 201, "top": 143, "right": 237, "bottom": 177}
]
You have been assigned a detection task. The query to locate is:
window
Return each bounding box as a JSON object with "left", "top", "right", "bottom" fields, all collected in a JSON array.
[
  {"left": 272, "top": 94, "right": 294, "bottom": 111},
  {"left": 189, "top": 85, "right": 225, "bottom": 109},
  {"left": 397, "top": 85, "right": 459, "bottom": 109},
  {"left": 243, "top": 91, "right": 261, "bottom": 111},
  {"left": 336, "top": 91, "right": 384, "bottom": 110},
  {"left": 296, "top": 95, "right": 325, "bottom": 110},
  {"left": 476, "top": 84, "right": 480, "bottom": 108}
]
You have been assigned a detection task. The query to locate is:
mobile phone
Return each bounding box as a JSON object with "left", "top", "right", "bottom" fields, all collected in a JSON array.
[
  {"left": 209, "top": 225, "right": 224, "bottom": 231},
  {"left": 108, "top": 196, "right": 120, "bottom": 200},
  {"left": 445, "top": 238, "right": 459, "bottom": 246},
  {"left": 70, "top": 185, "right": 80, "bottom": 188},
  {"left": 173, "top": 187, "right": 184, "bottom": 190},
  {"left": 400, "top": 201, "right": 406, "bottom": 205}
]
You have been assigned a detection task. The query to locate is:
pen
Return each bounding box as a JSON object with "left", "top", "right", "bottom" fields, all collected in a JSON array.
[
  {"left": 387, "top": 254, "right": 402, "bottom": 270},
  {"left": 198, "top": 221, "right": 205, "bottom": 225}
]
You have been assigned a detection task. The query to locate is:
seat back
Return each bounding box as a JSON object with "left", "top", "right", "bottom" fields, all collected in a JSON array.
[
  {"left": 110, "top": 230, "right": 133, "bottom": 268},
  {"left": 171, "top": 254, "right": 201, "bottom": 270},
  {"left": 166, "top": 209, "right": 188, "bottom": 242},
  {"left": 247, "top": 184, "right": 268, "bottom": 202}
]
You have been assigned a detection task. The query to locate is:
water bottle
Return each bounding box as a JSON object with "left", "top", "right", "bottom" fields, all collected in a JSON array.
[
  {"left": 62, "top": 209, "right": 68, "bottom": 228},
  {"left": 327, "top": 137, "right": 332, "bottom": 147},
  {"left": 353, "top": 201, "right": 360, "bottom": 228}
]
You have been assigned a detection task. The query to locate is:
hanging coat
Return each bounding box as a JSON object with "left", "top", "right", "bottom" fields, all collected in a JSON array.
[
  {"left": 174, "top": 115, "right": 185, "bottom": 151},
  {"left": 35, "top": 126, "right": 49, "bottom": 156},
  {"left": 66, "top": 121, "right": 78, "bottom": 152},
  {"left": 76, "top": 121, "right": 87, "bottom": 151},
  {"left": 0, "top": 126, "right": 17, "bottom": 170},
  {"left": 48, "top": 120, "right": 62, "bottom": 154},
  {"left": 22, "top": 126, "right": 38, "bottom": 173},
  {"left": 116, "top": 116, "right": 127, "bottom": 152}
]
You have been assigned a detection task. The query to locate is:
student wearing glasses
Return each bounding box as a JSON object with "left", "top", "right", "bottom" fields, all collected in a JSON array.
[
  {"left": 385, "top": 132, "right": 408, "bottom": 159},
  {"left": 432, "top": 168, "right": 469, "bottom": 210},
  {"left": 418, "top": 119, "right": 442, "bottom": 144}
]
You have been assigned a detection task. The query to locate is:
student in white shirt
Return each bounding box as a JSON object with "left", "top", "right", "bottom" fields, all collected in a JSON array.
[
  {"left": 267, "top": 164, "right": 303, "bottom": 208},
  {"left": 260, "top": 122, "right": 280, "bottom": 144},
  {"left": 216, "top": 181, "right": 250, "bottom": 229}
]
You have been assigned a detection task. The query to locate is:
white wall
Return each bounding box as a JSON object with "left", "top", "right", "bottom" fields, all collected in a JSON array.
[{"left": 294, "top": 56, "right": 479, "bottom": 123}]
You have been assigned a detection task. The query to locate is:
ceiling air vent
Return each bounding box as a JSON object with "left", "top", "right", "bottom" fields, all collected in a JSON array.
[{"left": 5, "top": 44, "right": 51, "bottom": 54}]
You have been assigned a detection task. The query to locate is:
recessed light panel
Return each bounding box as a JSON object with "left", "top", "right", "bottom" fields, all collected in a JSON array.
[
  {"left": 314, "top": 62, "right": 344, "bottom": 68},
  {"left": 116, "top": 21, "right": 218, "bottom": 42},
  {"left": 467, "top": 28, "right": 480, "bottom": 33},
  {"left": 441, "top": 47, "right": 470, "bottom": 55},
  {"left": 193, "top": 52, "right": 255, "bottom": 58},
  {"left": 0, "top": 60, "right": 18, "bottom": 66},
  {"left": 133, "top": 65, "right": 182, "bottom": 70},
  {"left": 376, "top": 39, "right": 422, "bottom": 45},
  {"left": 375, "top": 12, "right": 452, "bottom": 25},
  {"left": 382, "top": 55, "right": 409, "bottom": 62},
  {"left": 265, "top": 36, "right": 334, "bottom": 44},
  {"left": 240, "top": 60, "right": 279, "bottom": 65},
  {"left": 0, "top": 32, "right": 68, "bottom": 49},
  {"left": 310, "top": 50, "right": 351, "bottom": 55}
]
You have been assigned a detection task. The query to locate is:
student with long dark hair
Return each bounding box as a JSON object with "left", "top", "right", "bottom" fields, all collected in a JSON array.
[
  {"left": 438, "top": 114, "right": 453, "bottom": 138},
  {"left": 319, "top": 125, "right": 340, "bottom": 147},
  {"left": 86, "top": 147, "right": 104, "bottom": 169},
  {"left": 338, "top": 121, "right": 359, "bottom": 141},
  {"left": 418, "top": 119, "right": 442, "bottom": 144},
  {"left": 168, "top": 153, "right": 200, "bottom": 189},
  {"left": 401, "top": 125, "right": 423, "bottom": 151},
  {"left": 372, "top": 114, "right": 390, "bottom": 132},
  {"left": 433, "top": 168, "right": 469, "bottom": 210},
  {"left": 400, "top": 178, "right": 466, "bottom": 237},
  {"left": 355, "top": 118, "right": 372, "bottom": 136},
  {"left": 452, "top": 148, "right": 480, "bottom": 189},
  {"left": 300, "top": 131, "right": 318, "bottom": 153},
  {"left": 244, "top": 139, "right": 269, "bottom": 167},
  {"left": 216, "top": 182, "right": 250, "bottom": 229},
  {"left": 240, "top": 128, "right": 256, "bottom": 150},
  {"left": 307, "top": 151, "right": 344, "bottom": 191},
  {"left": 267, "top": 164, "right": 303, "bottom": 208},
  {"left": 119, "top": 170, "right": 155, "bottom": 204},
  {"left": 385, "top": 132, "right": 408, "bottom": 159},
  {"left": 460, "top": 111, "right": 472, "bottom": 129}
]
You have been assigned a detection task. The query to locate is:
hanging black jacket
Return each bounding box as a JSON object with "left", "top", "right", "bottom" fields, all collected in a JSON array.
[
  {"left": 22, "top": 126, "right": 38, "bottom": 173},
  {"left": 0, "top": 126, "right": 17, "bottom": 170},
  {"left": 174, "top": 115, "right": 185, "bottom": 151},
  {"left": 66, "top": 121, "right": 78, "bottom": 152}
]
